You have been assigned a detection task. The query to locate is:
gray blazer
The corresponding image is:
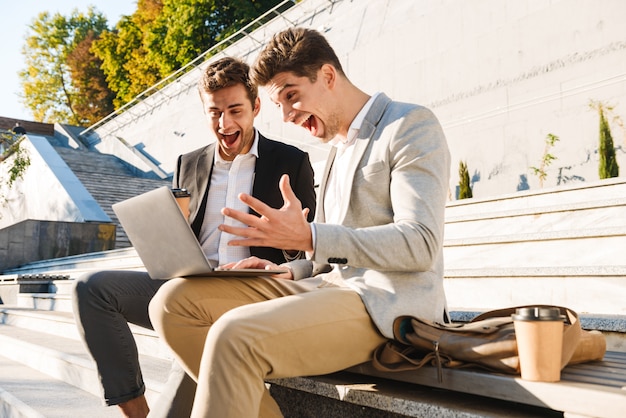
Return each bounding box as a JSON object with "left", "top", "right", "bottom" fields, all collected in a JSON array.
[{"left": 289, "top": 93, "right": 451, "bottom": 339}]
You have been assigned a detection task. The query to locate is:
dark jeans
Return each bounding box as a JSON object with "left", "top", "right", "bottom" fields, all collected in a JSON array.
[{"left": 73, "top": 270, "right": 195, "bottom": 417}]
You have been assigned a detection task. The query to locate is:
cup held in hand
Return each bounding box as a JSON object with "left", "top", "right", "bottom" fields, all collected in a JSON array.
[{"left": 171, "top": 188, "right": 191, "bottom": 220}]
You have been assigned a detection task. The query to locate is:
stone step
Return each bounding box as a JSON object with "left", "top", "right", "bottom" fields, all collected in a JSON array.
[
  {"left": 444, "top": 227, "right": 626, "bottom": 269},
  {"left": 444, "top": 177, "right": 626, "bottom": 219},
  {"left": 0, "top": 353, "right": 118, "bottom": 418},
  {"left": 0, "top": 324, "right": 170, "bottom": 414},
  {"left": 0, "top": 307, "right": 172, "bottom": 360},
  {"left": 0, "top": 308, "right": 78, "bottom": 338},
  {"left": 52, "top": 146, "right": 172, "bottom": 250},
  {"left": 17, "top": 293, "right": 74, "bottom": 312},
  {"left": 2, "top": 248, "right": 144, "bottom": 278},
  {"left": 444, "top": 267, "right": 626, "bottom": 317},
  {"left": 5, "top": 258, "right": 626, "bottom": 318},
  {"left": 9, "top": 270, "right": 625, "bottom": 319},
  {"left": 53, "top": 147, "right": 136, "bottom": 177},
  {"left": 6, "top": 223, "right": 623, "bottom": 275},
  {"left": 444, "top": 197, "right": 626, "bottom": 241}
]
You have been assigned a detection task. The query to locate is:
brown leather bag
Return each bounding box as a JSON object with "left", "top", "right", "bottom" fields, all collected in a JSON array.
[{"left": 372, "top": 305, "right": 606, "bottom": 381}]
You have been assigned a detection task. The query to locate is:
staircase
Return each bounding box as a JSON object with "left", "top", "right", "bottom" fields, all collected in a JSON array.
[
  {"left": 0, "top": 303, "right": 172, "bottom": 417},
  {"left": 443, "top": 177, "right": 626, "bottom": 318},
  {"left": 0, "top": 146, "right": 174, "bottom": 417},
  {"left": 53, "top": 146, "right": 171, "bottom": 249}
]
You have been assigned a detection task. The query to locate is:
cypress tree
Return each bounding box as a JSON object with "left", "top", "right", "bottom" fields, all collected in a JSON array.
[
  {"left": 458, "top": 160, "right": 473, "bottom": 199},
  {"left": 598, "top": 105, "right": 619, "bottom": 179}
]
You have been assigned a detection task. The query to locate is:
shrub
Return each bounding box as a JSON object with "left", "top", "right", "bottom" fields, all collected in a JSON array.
[
  {"left": 595, "top": 102, "right": 619, "bottom": 179},
  {"left": 458, "top": 160, "right": 472, "bottom": 199},
  {"left": 530, "top": 133, "right": 559, "bottom": 188}
]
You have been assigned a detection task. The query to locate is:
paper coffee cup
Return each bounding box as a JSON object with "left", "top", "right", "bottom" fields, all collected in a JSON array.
[
  {"left": 512, "top": 307, "right": 565, "bottom": 382},
  {"left": 171, "top": 188, "right": 191, "bottom": 220}
]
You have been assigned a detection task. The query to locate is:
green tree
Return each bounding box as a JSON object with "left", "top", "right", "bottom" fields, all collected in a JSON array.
[
  {"left": 66, "top": 32, "right": 115, "bottom": 125},
  {"left": 458, "top": 160, "right": 473, "bottom": 199},
  {"left": 589, "top": 101, "right": 620, "bottom": 179},
  {"left": 93, "top": 0, "right": 287, "bottom": 108},
  {"left": 145, "top": 0, "right": 284, "bottom": 76},
  {"left": 92, "top": 0, "right": 164, "bottom": 108},
  {"left": 19, "top": 7, "right": 112, "bottom": 125}
]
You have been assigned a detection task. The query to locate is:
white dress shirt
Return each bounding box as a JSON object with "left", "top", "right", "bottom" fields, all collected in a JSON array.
[{"left": 198, "top": 130, "right": 259, "bottom": 265}]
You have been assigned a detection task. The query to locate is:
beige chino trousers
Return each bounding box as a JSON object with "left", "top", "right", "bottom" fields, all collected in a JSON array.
[{"left": 149, "top": 276, "right": 387, "bottom": 418}]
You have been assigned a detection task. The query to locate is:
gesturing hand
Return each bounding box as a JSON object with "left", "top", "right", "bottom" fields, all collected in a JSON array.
[{"left": 219, "top": 174, "right": 314, "bottom": 252}]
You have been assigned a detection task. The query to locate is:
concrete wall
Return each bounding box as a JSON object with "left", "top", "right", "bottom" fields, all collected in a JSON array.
[
  {"left": 0, "top": 219, "right": 116, "bottom": 271},
  {"left": 91, "top": 0, "right": 626, "bottom": 199}
]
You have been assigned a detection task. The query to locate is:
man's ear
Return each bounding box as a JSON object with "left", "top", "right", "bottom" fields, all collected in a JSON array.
[
  {"left": 253, "top": 96, "right": 261, "bottom": 116},
  {"left": 320, "top": 64, "right": 337, "bottom": 90}
]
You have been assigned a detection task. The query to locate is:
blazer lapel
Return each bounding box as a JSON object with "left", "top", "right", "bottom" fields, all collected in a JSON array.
[
  {"left": 334, "top": 94, "right": 392, "bottom": 223},
  {"left": 190, "top": 143, "right": 215, "bottom": 236},
  {"left": 316, "top": 146, "right": 337, "bottom": 223},
  {"left": 251, "top": 135, "right": 273, "bottom": 203},
  {"left": 195, "top": 143, "right": 215, "bottom": 197}
]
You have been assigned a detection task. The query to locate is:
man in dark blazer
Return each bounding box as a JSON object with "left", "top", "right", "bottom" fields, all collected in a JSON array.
[
  {"left": 72, "top": 57, "right": 316, "bottom": 418},
  {"left": 177, "top": 135, "right": 315, "bottom": 265}
]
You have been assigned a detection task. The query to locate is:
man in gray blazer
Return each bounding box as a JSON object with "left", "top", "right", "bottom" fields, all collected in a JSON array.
[
  {"left": 149, "top": 27, "right": 451, "bottom": 418},
  {"left": 73, "top": 57, "right": 316, "bottom": 418}
]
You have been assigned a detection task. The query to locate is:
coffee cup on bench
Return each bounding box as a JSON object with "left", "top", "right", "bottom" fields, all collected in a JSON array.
[{"left": 512, "top": 307, "right": 566, "bottom": 382}]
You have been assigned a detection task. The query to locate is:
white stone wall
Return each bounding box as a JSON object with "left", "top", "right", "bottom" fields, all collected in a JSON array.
[{"left": 93, "top": 0, "right": 626, "bottom": 199}]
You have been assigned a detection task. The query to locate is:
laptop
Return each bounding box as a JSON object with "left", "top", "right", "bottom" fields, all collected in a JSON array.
[{"left": 112, "top": 186, "right": 287, "bottom": 279}]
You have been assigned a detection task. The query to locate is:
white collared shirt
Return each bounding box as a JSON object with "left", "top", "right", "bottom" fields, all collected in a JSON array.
[
  {"left": 323, "top": 93, "right": 380, "bottom": 224},
  {"left": 198, "top": 130, "right": 259, "bottom": 265}
]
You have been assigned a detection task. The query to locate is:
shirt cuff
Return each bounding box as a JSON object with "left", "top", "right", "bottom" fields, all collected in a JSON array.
[{"left": 306, "top": 223, "right": 317, "bottom": 260}]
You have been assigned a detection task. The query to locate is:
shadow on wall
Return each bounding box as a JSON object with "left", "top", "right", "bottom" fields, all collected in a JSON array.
[{"left": 517, "top": 174, "right": 529, "bottom": 191}]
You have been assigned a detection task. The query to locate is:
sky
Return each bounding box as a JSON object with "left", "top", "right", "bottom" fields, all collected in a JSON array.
[{"left": 1, "top": 1, "right": 138, "bottom": 121}]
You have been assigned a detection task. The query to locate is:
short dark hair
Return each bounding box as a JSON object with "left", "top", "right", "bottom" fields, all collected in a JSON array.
[
  {"left": 251, "top": 27, "right": 344, "bottom": 86},
  {"left": 198, "top": 56, "right": 258, "bottom": 105}
]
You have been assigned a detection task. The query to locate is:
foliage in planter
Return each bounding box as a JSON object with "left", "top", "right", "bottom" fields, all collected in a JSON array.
[
  {"left": 530, "top": 133, "right": 559, "bottom": 188},
  {"left": 458, "top": 160, "right": 472, "bottom": 199}
]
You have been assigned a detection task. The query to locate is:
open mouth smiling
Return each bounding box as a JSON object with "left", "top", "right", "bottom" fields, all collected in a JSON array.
[
  {"left": 298, "top": 114, "right": 318, "bottom": 136},
  {"left": 220, "top": 131, "right": 240, "bottom": 145}
]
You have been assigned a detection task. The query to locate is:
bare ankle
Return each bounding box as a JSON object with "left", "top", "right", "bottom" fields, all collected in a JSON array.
[{"left": 118, "top": 395, "right": 150, "bottom": 418}]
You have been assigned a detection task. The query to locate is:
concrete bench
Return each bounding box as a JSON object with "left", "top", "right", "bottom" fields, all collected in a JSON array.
[
  {"left": 266, "top": 310, "right": 626, "bottom": 417},
  {"left": 266, "top": 350, "right": 626, "bottom": 418},
  {"left": 348, "top": 350, "right": 626, "bottom": 418}
]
